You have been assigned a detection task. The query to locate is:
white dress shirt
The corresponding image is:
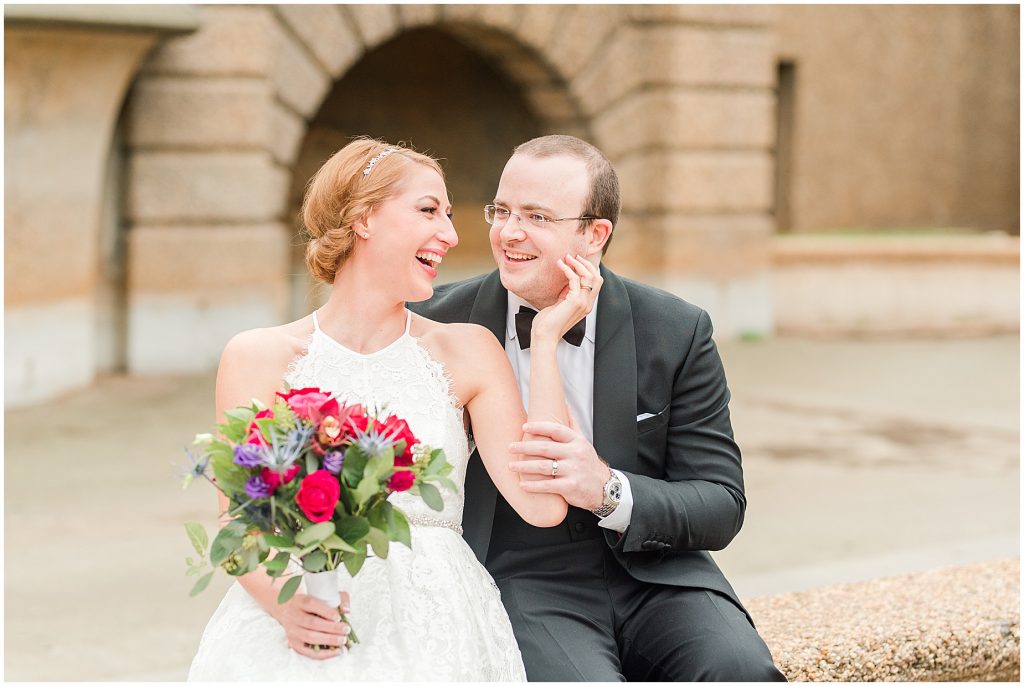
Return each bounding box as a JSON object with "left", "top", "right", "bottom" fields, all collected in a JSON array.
[{"left": 504, "top": 292, "right": 634, "bottom": 533}]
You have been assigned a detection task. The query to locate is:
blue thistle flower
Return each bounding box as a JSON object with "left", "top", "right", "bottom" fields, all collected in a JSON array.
[{"left": 179, "top": 447, "right": 211, "bottom": 489}]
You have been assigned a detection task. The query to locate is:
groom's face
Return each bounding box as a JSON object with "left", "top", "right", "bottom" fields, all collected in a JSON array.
[{"left": 489, "top": 153, "right": 593, "bottom": 309}]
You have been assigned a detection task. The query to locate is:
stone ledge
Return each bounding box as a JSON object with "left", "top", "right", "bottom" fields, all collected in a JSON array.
[
  {"left": 4, "top": 4, "right": 198, "bottom": 34},
  {"left": 746, "top": 558, "right": 1020, "bottom": 681},
  {"left": 774, "top": 233, "right": 1020, "bottom": 265}
]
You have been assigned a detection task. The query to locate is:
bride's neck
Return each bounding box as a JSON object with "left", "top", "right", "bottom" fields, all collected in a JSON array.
[{"left": 317, "top": 273, "right": 407, "bottom": 354}]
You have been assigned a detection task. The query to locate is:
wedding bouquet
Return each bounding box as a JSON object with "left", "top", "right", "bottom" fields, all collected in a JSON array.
[{"left": 181, "top": 386, "right": 456, "bottom": 647}]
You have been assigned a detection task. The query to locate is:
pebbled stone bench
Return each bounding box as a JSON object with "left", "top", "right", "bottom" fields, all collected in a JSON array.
[{"left": 746, "top": 558, "right": 1020, "bottom": 681}]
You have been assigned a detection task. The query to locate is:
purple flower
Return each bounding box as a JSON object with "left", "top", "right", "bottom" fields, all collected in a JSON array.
[
  {"left": 244, "top": 475, "right": 272, "bottom": 499},
  {"left": 234, "top": 444, "right": 265, "bottom": 468},
  {"left": 323, "top": 451, "right": 345, "bottom": 475}
]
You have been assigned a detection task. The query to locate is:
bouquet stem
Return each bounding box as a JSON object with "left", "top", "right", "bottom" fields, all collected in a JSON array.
[{"left": 304, "top": 569, "right": 360, "bottom": 649}]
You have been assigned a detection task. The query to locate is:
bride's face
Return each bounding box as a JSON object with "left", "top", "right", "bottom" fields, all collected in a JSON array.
[{"left": 359, "top": 163, "right": 458, "bottom": 303}]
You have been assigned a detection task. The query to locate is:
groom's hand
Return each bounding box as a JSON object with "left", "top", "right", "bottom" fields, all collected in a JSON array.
[{"left": 508, "top": 420, "right": 611, "bottom": 512}]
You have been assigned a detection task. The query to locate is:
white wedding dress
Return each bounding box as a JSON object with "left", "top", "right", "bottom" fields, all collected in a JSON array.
[{"left": 188, "top": 311, "right": 526, "bottom": 681}]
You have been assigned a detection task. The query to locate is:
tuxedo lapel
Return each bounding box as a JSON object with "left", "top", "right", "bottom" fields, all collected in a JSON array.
[
  {"left": 463, "top": 270, "right": 507, "bottom": 563},
  {"left": 593, "top": 266, "right": 638, "bottom": 474}
]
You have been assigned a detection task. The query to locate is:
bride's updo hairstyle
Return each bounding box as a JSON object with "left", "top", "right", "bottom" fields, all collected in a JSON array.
[{"left": 301, "top": 138, "right": 444, "bottom": 284}]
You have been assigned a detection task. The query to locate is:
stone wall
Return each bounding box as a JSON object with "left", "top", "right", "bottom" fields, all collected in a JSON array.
[{"left": 775, "top": 4, "right": 1020, "bottom": 234}]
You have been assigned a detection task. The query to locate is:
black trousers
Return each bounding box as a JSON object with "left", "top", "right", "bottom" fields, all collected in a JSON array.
[{"left": 488, "top": 538, "right": 786, "bottom": 682}]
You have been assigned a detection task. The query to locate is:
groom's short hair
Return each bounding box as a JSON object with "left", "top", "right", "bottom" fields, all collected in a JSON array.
[{"left": 513, "top": 135, "right": 620, "bottom": 255}]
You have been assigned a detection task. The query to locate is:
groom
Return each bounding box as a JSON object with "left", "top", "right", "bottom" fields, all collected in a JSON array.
[{"left": 412, "top": 135, "right": 784, "bottom": 681}]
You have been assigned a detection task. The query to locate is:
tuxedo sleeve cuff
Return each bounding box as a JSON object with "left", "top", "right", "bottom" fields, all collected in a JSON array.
[{"left": 596, "top": 469, "right": 633, "bottom": 533}]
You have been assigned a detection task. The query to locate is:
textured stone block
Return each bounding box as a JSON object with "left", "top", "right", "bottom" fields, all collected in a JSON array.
[
  {"left": 127, "top": 223, "right": 290, "bottom": 293},
  {"left": 268, "top": 100, "right": 307, "bottom": 167},
  {"left": 127, "top": 152, "right": 288, "bottom": 223},
  {"left": 593, "top": 89, "right": 776, "bottom": 158},
  {"left": 513, "top": 4, "right": 570, "bottom": 57},
  {"left": 396, "top": 3, "right": 442, "bottom": 29},
  {"left": 572, "top": 25, "right": 776, "bottom": 114},
  {"left": 126, "top": 76, "right": 271, "bottom": 148},
  {"left": 523, "top": 84, "right": 579, "bottom": 123},
  {"left": 142, "top": 5, "right": 276, "bottom": 76},
  {"left": 270, "top": 18, "right": 331, "bottom": 120},
  {"left": 629, "top": 5, "right": 776, "bottom": 26},
  {"left": 618, "top": 151, "right": 774, "bottom": 213},
  {"left": 344, "top": 4, "right": 399, "bottom": 49},
  {"left": 275, "top": 4, "right": 362, "bottom": 78},
  {"left": 545, "top": 5, "right": 626, "bottom": 80}
]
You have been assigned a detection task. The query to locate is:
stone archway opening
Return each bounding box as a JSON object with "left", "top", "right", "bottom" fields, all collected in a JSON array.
[{"left": 286, "top": 27, "right": 543, "bottom": 317}]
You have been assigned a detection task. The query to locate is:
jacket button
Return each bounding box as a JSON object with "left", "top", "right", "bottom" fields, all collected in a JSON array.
[{"left": 573, "top": 522, "right": 585, "bottom": 533}]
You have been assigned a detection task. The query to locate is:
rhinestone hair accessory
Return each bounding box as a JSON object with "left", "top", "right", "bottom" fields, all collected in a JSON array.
[{"left": 362, "top": 148, "right": 398, "bottom": 177}]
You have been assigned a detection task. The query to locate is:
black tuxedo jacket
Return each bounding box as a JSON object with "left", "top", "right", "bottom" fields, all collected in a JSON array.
[{"left": 411, "top": 265, "right": 746, "bottom": 605}]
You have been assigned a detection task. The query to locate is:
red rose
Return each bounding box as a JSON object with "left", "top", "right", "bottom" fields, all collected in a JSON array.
[
  {"left": 295, "top": 470, "right": 341, "bottom": 522},
  {"left": 246, "top": 408, "right": 274, "bottom": 446},
  {"left": 260, "top": 464, "right": 301, "bottom": 493},
  {"left": 377, "top": 414, "right": 418, "bottom": 466},
  {"left": 277, "top": 387, "right": 331, "bottom": 422},
  {"left": 387, "top": 470, "right": 415, "bottom": 492}
]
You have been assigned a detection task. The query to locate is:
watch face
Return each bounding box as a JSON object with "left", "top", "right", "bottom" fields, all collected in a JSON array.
[{"left": 609, "top": 482, "right": 622, "bottom": 500}]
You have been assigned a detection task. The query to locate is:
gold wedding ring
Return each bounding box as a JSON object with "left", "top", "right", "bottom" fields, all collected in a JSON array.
[
  {"left": 551, "top": 460, "right": 559, "bottom": 477},
  {"left": 581, "top": 285, "right": 594, "bottom": 291}
]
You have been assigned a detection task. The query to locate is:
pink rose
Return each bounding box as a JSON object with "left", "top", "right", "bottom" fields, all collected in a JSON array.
[
  {"left": 277, "top": 387, "right": 332, "bottom": 422},
  {"left": 295, "top": 470, "right": 341, "bottom": 523}
]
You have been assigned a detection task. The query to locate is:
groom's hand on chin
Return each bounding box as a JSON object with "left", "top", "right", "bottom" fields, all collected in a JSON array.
[{"left": 508, "top": 419, "right": 611, "bottom": 512}]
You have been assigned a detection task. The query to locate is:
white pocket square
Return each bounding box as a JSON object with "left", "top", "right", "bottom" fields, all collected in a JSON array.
[{"left": 636, "top": 412, "right": 656, "bottom": 422}]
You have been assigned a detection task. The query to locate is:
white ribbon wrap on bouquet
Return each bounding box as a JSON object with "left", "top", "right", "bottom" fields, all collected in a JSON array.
[{"left": 303, "top": 568, "right": 352, "bottom": 608}]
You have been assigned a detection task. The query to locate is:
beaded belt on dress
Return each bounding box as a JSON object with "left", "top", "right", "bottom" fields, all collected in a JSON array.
[{"left": 406, "top": 515, "right": 463, "bottom": 535}]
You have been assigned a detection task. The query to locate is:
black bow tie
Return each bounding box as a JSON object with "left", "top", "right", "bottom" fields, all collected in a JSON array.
[{"left": 514, "top": 306, "right": 586, "bottom": 350}]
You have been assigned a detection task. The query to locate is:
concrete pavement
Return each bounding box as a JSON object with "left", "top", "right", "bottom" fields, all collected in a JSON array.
[{"left": 4, "top": 335, "right": 1018, "bottom": 680}]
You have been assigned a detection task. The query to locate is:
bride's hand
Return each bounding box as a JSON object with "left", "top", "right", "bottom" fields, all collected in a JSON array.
[
  {"left": 274, "top": 591, "right": 351, "bottom": 659},
  {"left": 531, "top": 254, "right": 603, "bottom": 346}
]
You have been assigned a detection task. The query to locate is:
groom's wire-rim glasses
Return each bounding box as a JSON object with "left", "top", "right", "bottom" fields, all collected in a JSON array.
[{"left": 484, "top": 204, "right": 598, "bottom": 230}]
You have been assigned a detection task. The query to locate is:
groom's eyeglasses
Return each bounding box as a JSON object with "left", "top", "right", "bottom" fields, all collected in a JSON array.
[{"left": 483, "top": 204, "right": 597, "bottom": 231}]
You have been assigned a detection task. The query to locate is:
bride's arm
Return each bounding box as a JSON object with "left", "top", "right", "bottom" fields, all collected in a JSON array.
[
  {"left": 454, "top": 256, "right": 601, "bottom": 528},
  {"left": 214, "top": 329, "right": 350, "bottom": 660}
]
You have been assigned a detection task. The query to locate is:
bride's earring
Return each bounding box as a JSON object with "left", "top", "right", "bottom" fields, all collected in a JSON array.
[{"left": 361, "top": 232, "right": 370, "bottom": 239}]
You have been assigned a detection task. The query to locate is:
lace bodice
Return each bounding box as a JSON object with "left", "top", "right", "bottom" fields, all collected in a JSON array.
[{"left": 284, "top": 310, "right": 469, "bottom": 528}]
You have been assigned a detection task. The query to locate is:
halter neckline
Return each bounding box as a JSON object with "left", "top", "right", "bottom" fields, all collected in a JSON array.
[{"left": 311, "top": 308, "right": 413, "bottom": 357}]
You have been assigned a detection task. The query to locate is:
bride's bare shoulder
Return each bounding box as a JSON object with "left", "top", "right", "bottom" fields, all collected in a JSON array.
[
  {"left": 220, "top": 317, "right": 314, "bottom": 372},
  {"left": 411, "top": 315, "right": 506, "bottom": 374}
]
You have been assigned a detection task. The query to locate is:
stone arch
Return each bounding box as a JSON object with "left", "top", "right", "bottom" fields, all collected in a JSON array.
[{"left": 122, "top": 4, "right": 637, "bottom": 372}]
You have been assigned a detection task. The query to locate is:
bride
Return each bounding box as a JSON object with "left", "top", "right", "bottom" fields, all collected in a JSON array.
[{"left": 187, "top": 139, "right": 602, "bottom": 680}]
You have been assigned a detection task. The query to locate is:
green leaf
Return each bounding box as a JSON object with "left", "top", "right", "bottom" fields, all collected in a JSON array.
[
  {"left": 263, "top": 533, "right": 294, "bottom": 549},
  {"left": 295, "top": 521, "right": 335, "bottom": 547},
  {"left": 302, "top": 550, "right": 327, "bottom": 572},
  {"left": 388, "top": 508, "right": 412, "bottom": 548},
  {"left": 184, "top": 522, "right": 208, "bottom": 557},
  {"left": 342, "top": 444, "right": 369, "bottom": 486},
  {"left": 433, "top": 475, "right": 460, "bottom": 495},
  {"left": 185, "top": 564, "right": 201, "bottom": 577},
  {"left": 209, "top": 524, "right": 244, "bottom": 566},
  {"left": 225, "top": 407, "right": 255, "bottom": 425},
  {"left": 342, "top": 551, "right": 367, "bottom": 577},
  {"left": 367, "top": 501, "right": 391, "bottom": 529},
  {"left": 277, "top": 575, "right": 302, "bottom": 604},
  {"left": 189, "top": 571, "right": 215, "bottom": 597},
  {"left": 418, "top": 482, "right": 444, "bottom": 512},
  {"left": 322, "top": 534, "right": 358, "bottom": 553},
  {"left": 366, "top": 527, "right": 389, "bottom": 559},
  {"left": 264, "top": 551, "right": 291, "bottom": 577},
  {"left": 336, "top": 516, "right": 370, "bottom": 545},
  {"left": 354, "top": 474, "right": 381, "bottom": 508},
  {"left": 210, "top": 449, "right": 248, "bottom": 498},
  {"left": 305, "top": 452, "right": 319, "bottom": 475}
]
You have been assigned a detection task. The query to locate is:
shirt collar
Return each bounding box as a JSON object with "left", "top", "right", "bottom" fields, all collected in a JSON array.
[{"left": 506, "top": 291, "right": 598, "bottom": 345}]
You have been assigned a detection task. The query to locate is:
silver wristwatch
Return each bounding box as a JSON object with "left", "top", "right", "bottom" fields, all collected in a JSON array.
[{"left": 592, "top": 471, "right": 622, "bottom": 518}]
